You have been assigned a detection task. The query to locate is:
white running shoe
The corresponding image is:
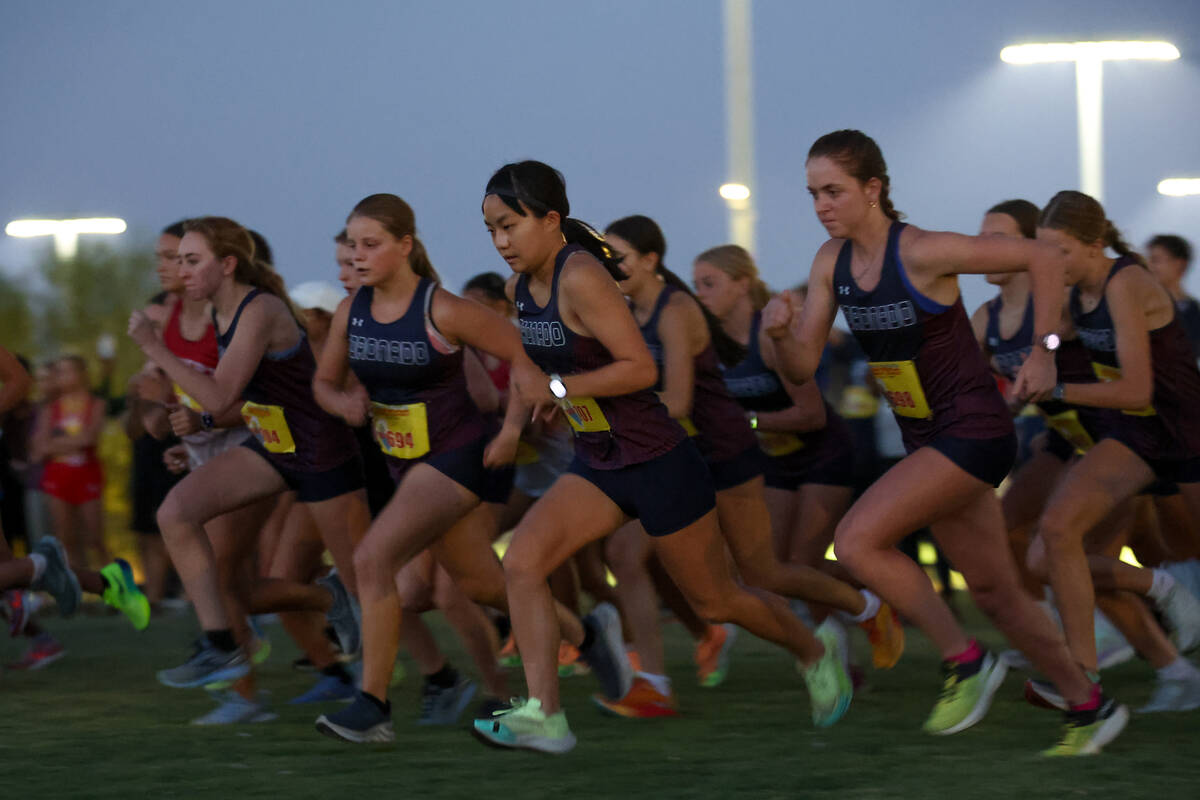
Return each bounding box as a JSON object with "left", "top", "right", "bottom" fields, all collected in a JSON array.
[
  {"left": 1137, "top": 671, "right": 1200, "bottom": 713},
  {"left": 1158, "top": 582, "right": 1200, "bottom": 653}
]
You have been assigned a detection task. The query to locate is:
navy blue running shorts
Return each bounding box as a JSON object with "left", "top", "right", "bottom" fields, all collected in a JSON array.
[
  {"left": 385, "top": 434, "right": 512, "bottom": 503},
  {"left": 243, "top": 437, "right": 365, "bottom": 503},
  {"left": 927, "top": 433, "right": 1017, "bottom": 488},
  {"left": 708, "top": 444, "right": 766, "bottom": 492}
]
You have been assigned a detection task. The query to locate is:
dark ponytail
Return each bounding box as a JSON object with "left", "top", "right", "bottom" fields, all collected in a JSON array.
[
  {"left": 1105, "top": 220, "right": 1147, "bottom": 268},
  {"left": 807, "top": 130, "right": 904, "bottom": 221},
  {"left": 1040, "top": 190, "right": 1146, "bottom": 267},
  {"left": 606, "top": 215, "right": 746, "bottom": 367},
  {"left": 485, "top": 160, "right": 626, "bottom": 281},
  {"left": 348, "top": 193, "right": 441, "bottom": 282}
]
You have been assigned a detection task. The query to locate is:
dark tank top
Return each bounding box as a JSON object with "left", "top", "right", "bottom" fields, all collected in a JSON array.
[
  {"left": 639, "top": 284, "right": 756, "bottom": 464},
  {"left": 1069, "top": 257, "right": 1200, "bottom": 460},
  {"left": 722, "top": 311, "right": 849, "bottom": 459},
  {"left": 984, "top": 295, "right": 1033, "bottom": 382},
  {"left": 347, "top": 280, "right": 485, "bottom": 463},
  {"left": 832, "top": 222, "right": 1013, "bottom": 451},
  {"left": 215, "top": 289, "right": 356, "bottom": 473},
  {"left": 515, "top": 244, "right": 685, "bottom": 470}
]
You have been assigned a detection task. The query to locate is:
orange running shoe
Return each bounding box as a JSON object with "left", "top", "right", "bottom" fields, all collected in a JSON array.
[
  {"left": 694, "top": 624, "right": 737, "bottom": 687},
  {"left": 498, "top": 635, "right": 520, "bottom": 668},
  {"left": 860, "top": 601, "right": 905, "bottom": 670},
  {"left": 558, "top": 640, "right": 589, "bottom": 677},
  {"left": 592, "top": 677, "right": 679, "bottom": 718},
  {"left": 626, "top": 649, "right": 642, "bottom": 673}
]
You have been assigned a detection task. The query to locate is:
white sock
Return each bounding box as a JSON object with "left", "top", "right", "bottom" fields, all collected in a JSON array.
[
  {"left": 1147, "top": 569, "right": 1176, "bottom": 603},
  {"left": 848, "top": 589, "right": 881, "bottom": 624},
  {"left": 1157, "top": 656, "right": 1199, "bottom": 681},
  {"left": 636, "top": 671, "right": 672, "bottom": 696},
  {"left": 28, "top": 553, "right": 47, "bottom": 584}
]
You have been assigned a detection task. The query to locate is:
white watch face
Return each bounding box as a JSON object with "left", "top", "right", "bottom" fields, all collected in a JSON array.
[
  {"left": 1044, "top": 333, "right": 1061, "bottom": 351},
  {"left": 549, "top": 378, "right": 568, "bottom": 399}
]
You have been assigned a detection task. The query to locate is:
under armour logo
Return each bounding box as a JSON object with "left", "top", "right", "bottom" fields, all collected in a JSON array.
[
  {"left": 837, "top": 286, "right": 850, "bottom": 296},
  {"left": 516, "top": 302, "right": 524, "bottom": 311},
  {"left": 351, "top": 317, "right": 364, "bottom": 327},
  {"left": 987, "top": 337, "right": 998, "bottom": 347}
]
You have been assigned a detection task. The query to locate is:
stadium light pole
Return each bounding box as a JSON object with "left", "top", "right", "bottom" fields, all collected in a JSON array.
[
  {"left": 1000, "top": 41, "right": 1179, "bottom": 203},
  {"left": 1158, "top": 178, "right": 1200, "bottom": 197},
  {"left": 5, "top": 217, "right": 127, "bottom": 259},
  {"left": 722, "top": 0, "right": 756, "bottom": 253}
]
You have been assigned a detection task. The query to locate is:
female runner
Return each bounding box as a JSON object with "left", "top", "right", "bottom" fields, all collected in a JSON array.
[
  {"left": 128, "top": 216, "right": 368, "bottom": 692},
  {"left": 472, "top": 161, "right": 851, "bottom": 754},
  {"left": 762, "top": 131, "right": 1118, "bottom": 756},
  {"left": 311, "top": 194, "right": 624, "bottom": 743}
]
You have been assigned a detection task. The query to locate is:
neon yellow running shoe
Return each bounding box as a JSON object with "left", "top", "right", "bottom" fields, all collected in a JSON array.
[
  {"left": 472, "top": 698, "right": 576, "bottom": 754},
  {"left": 802, "top": 621, "right": 853, "bottom": 727},
  {"left": 1042, "top": 696, "right": 1129, "bottom": 756},
  {"left": 100, "top": 559, "right": 150, "bottom": 631},
  {"left": 923, "top": 650, "right": 1008, "bottom": 735}
]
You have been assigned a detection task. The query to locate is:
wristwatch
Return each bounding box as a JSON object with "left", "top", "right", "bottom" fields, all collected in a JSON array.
[
  {"left": 1052, "top": 383, "right": 1066, "bottom": 401},
  {"left": 1038, "top": 333, "right": 1061, "bottom": 353},
  {"left": 548, "top": 374, "right": 569, "bottom": 402},
  {"left": 200, "top": 412, "right": 215, "bottom": 431}
]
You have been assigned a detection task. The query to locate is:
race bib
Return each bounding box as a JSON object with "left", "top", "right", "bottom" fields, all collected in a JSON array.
[
  {"left": 1090, "top": 362, "right": 1156, "bottom": 416},
  {"left": 514, "top": 440, "right": 541, "bottom": 466},
  {"left": 241, "top": 401, "right": 296, "bottom": 454},
  {"left": 173, "top": 382, "right": 203, "bottom": 412},
  {"left": 869, "top": 360, "right": 932, "bottom": 419},
  {"left": 370, "top": 401, "right": 431, "bottom": 459},
  {"left": 1042, "top": 408, "right": 1095, "bottom": 454},
  {"left": 756, "top": 430, "right": 803, "bottom": 457},
  {"left": 839, "top": 385, "right": 880, "bottom": 420},
  {"left": 680, "top": 417, "right": 700, "bottom": 437},
  {"left": 561, "top": 397, "right": 612, "bottom": 434}
]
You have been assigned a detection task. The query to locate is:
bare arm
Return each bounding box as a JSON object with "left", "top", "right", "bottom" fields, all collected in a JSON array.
[
  {"left": 655, "top": 295, "right": 698, "bottom": 419},
  {"left": 764, "top": 240, "right": 841, "bottom": 384},
  {"left": 759, "top": 330, "right": 830, "bottom": 433},
  {"left": 312, "top": 294, "right": 370, "bottom": 426},
  {"left": 464, "top": 348, "right": 500, "bottom": 414}
]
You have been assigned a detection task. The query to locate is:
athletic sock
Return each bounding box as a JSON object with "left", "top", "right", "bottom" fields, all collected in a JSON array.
[
  {"left": 362, "top": 690, "right": 391, "bottom": 715},
  {"left": 947, "top": 639, "right": 983, "bottom": 665},
  {"left": 28, "top": 553, "right": 47, "bottom": 583},
  {"left": 579, "top": 620, "right": 597, "bottom": 653},
  {"left": 636, "top": 671, "right": 672, "bottom": 696},
  {"left": 321, "top": 663, "right": 353, "bottom": 684},
  {"left": 206, "top": 629, "right": 238, "bottom": 652},
  {"left": 848, "top": 590, "right": 882, "bottom": 624},
  {"left": 1068, "top": 681, "right": 1102, "bottom": 712},
  {"left": 425, "top": 664, "right": 458, "bottom": 689},
  {"left": 1147, "top": 569, "right": 1177, "bottom": 603},
  {"left": 1157, "top": 656, "right": 1200, "bottom": 681}
]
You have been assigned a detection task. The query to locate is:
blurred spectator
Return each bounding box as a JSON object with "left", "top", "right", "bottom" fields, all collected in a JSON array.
[{"left": 1145, "top": 234, "right": 1200, "bottom": 354}]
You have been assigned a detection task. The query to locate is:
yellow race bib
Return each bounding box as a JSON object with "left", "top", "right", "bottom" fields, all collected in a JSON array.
[
  {"left": 561, "top": 397, "right": 612, "bottom": 434},
  {"left": 1041, "top": 408, "right": 1095, "bottom": 454},
  {"left": 370, "top": 402, "right": 431, "bottom": 459},
  {"left": 241, "top": 401, "right": 296, "bottom": 454},
  {"left": 869, "top": 360, "right": 932, "bottom": 419},
  {"left": 173, "top": 383, "right": 204, "bottom": 412},
  {"left": 756, "top": 430, "right": 804, "bottom": 457},
  {"left": 1091, "top": 362, "right": 1156, "bottom": 416},
  {"left": 839, "top": 385, "right": 880, "bottom": 420},
  {"left": 679, "top": 417, "right": 700, "bottom": 437}
]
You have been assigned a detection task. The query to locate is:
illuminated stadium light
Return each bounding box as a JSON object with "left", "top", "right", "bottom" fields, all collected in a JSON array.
[
  {"left": 5, "top": 217, "right": 127, "bottom": 259},
  {"left": 1001, "top": 40, "right": 1179, "bottom": 202},
  {"left": 718, "top": 183, "right": 752, "bottom": 202},
  {"left": 1157, "top": 178, "right": 1200, "bottom": 197}
]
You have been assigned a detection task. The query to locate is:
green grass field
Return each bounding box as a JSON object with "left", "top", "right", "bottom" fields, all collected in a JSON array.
[{"left": 2, "top": 602, "right": 1196, "bottom": 799}]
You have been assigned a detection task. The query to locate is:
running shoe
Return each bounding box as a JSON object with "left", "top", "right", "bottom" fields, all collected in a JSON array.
[
  {"left": 472, "top": 697, "right": 576, "bottom": 754},
  {"left": 30, "top": 537, "right": 81, "bottom": 618},
  {"left": 7, "top": 635, "right": 65, "bottom": 670},
  {"left": 476, "top": 697, "right": 512, "bottom": 718},
  {"left": 1000, "top": 649, "right": 1033, "bottom": 672},
  {"left": 802, "top": 621, "right": 853, "bottom": 727},
  {"left": 1042, "top": 696, "right": 1129, "bottom": 756},
  {"left": 288, "top": 673, "right": 357, "bottom": 705},
  {"left": 157, "top": 637, "right": 250, "bottom": 689},
  {"left": 1024, "top": 678, "right": 1069, "bottom": 711},
  {"left": 498, "top": 635, "right": 521, "bottom": 668},
  {"left": 316, "top": 691, "right": 395, "bottom": 743},
  {"left": 695, "top": 623, "right": 738, "bottom": 688},
  {"left": 1137, "top": 672, "right": 1200, "bottom": 713},
  {"left": 5, "top": 591, "right": 28, "bottom": 637},
  {"left": 922, "top": 650, "right": 1008, "bottom": 735},
  {"left": 100, "top": 559, "right": 150, "bottom": 631},
  {"left": 592, "top": 677, "right": 679, "bottom": 718},
  {"left": 859, "top": 600, "right": 905, "bottom": 670},
  {"left": 418, "top": 676, "right": 478, "bottom": 725},
  {"left": 192, "top": 690, "right": 277, "bottom": 725},
  {"left": 578, "top": 603, "right": 633, "bottom": 700},
  {"left": 1157, "top": 581, "right": 1200, "bottom": 653},
  {"left": 557, "top": 641, "right": 588, "bottom": 677},
  {"left": 317, "top": 570, "right": 361, "bottom": 656}
]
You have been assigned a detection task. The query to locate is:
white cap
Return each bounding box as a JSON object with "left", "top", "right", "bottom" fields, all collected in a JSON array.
[{"left": 290, "top": 281, "right": 344, "bottom": 314}]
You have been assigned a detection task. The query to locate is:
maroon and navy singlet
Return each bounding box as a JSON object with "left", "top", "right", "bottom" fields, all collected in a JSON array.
[
  {"left": 215, "top": 289, "right": 363, "bottom": 502},
  {"left": 832, "top": 221, "right": 1015, "bottom": 486},
  {"left": 346, "top": 279, "right": 509, "bottom": 501},
  {"left": 722, "top": 312, "right": 855, "bottom": 490},
  {"left": 514, "top": 244, "right": 712, "bottom": 536},
  {"left": 638, "top": 284, "right": 763, "bottom": 490},
  {"left": 1070, "top": 257, "right": 1200, "bottom": 482}
]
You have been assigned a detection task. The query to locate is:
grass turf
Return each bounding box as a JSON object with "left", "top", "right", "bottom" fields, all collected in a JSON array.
[{"left": 1, "top": 602, "right": 1196, "bottom": 799}]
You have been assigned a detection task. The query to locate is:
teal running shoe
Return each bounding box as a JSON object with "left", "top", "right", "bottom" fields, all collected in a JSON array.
[
  {"left": 802, "top": 620, "right": 853, "bottom": 727},
  {"left": 472, "top": 698, "right": 576, "bottom": 754}
]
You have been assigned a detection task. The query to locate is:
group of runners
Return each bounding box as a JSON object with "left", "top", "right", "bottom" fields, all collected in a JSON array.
[{"left": 3, "top": 128, "right": 1199, "bottom": 758}]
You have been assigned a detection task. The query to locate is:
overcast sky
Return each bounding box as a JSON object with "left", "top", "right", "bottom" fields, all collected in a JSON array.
[{"left": 3, "top": 0, "right": 1198, "bottom": 315}]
